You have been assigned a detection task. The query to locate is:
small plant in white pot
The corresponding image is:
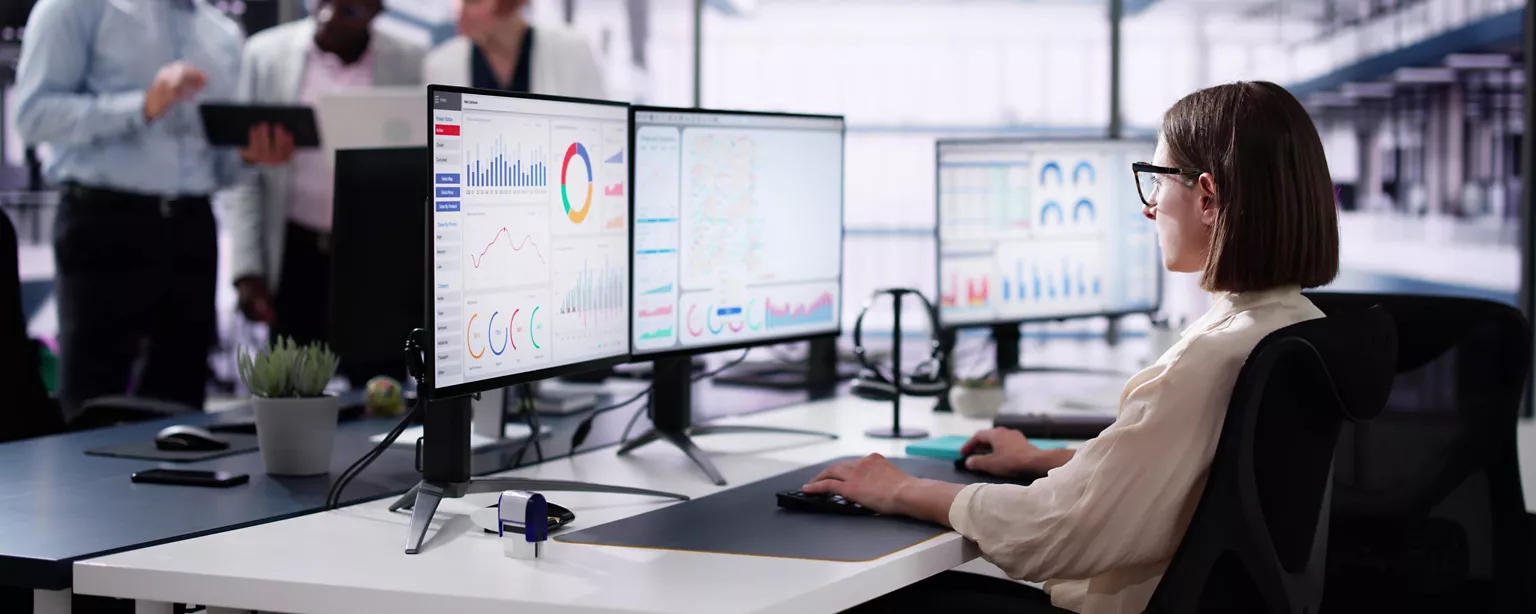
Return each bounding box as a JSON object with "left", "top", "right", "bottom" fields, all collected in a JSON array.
[
  {"left": 950, "top": 372, "right": 1006, "bottom": 420},
  {"left": 238, "top": 337, "right": 341, "bottom": 476}
]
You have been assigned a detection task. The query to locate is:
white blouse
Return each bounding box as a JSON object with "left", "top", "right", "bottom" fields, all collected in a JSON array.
[{"left": 947, "top": 286, "right": 1325, "bottom": 614}]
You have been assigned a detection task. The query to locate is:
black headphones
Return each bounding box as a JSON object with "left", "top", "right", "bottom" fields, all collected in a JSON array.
[{"left": 850, "top": 289, "right": 949, "bottom": 402}]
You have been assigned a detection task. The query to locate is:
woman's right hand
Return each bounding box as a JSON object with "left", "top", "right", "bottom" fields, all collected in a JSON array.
[{"left": 960, "top": 427, "right": 1063, "bottom": 477}]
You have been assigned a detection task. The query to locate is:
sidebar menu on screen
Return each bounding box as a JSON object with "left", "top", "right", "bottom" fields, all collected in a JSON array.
[{"left": 432, "top": 91, "right": 465, "bottom": 388}]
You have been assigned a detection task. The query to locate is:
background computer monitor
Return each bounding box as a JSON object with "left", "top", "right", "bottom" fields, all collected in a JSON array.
[
  {"left": 935, "top": 138, "right": 1161, "bottom": 333},
  {"left": 619, "top": 106, "right": 845, "bottom": 485},
  {"left": 428, "top": 87, "right": 632, "bottom": 400},
  {"left": 629, "top": 107, "right": 846, "bottom": 358},
  {"left": 329, "top": 147, "right": 428, "bottom": 383}
]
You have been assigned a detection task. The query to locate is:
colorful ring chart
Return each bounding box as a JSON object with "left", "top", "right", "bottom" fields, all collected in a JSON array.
[
  {"left": 560, "top": 143, "right": 594, "bottom": 224},
  {"left": 466, "top": 314, "right": 486, "bottom": 359}
]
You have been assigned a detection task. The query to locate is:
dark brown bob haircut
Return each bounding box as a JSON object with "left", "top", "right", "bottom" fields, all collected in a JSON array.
[{"left": 1161, "top": 81, "right": 1340, "bottom": 293}]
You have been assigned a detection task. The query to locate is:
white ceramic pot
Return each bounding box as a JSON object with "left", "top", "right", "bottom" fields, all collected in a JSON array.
[
  {"left": 950, "top": 385, "right": 1006, "bottom": 420},
  {"left": 252, "top": 394, "right": 340, "bottom": 476}
]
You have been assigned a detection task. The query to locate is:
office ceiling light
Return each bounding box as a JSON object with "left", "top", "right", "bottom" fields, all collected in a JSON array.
[
  {"left": 1306, "top": 92, "right": 1354, "bottom": 108},
  {"left": 1341, "top": 82, "right": 1393, "bottom": 99},
  {"left": 1392, "top": 67, "right": 1456, "bottom": 85},
  {"left": 1444, "top": 54, "right": 1513, "bottom": 70}
]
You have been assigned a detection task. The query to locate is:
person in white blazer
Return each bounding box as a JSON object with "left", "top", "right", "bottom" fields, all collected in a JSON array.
[
  {"left": 226, "top": 0, "right": 426, "bottom": 357},
  {"left": 423, "top": 0, "right": 606, "bottom": 98}
]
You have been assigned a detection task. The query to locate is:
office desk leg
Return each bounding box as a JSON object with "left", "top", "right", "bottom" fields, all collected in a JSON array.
[
  {"left": 134, "top": 601, "right": 172, "bottom": 614},
  {"left": 32, "top": 589, "right": 69, "bottom": 614}
]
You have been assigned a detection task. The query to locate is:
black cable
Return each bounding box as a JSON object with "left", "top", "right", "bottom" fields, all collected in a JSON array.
[
  {"left": 326, "top": 405, "right": 414, "bottom": 509},
  {"left": 620, "top": 399, "right": 650, "bottom": 443},
  {"left": 326, "top": 395, "right": 422, "bottom": 509},
  {"left": 572, "top": 349, "right": 753, "bottom": 450},
  {"left": 566, "top": 384, "right": 657, "bottom": 449}
]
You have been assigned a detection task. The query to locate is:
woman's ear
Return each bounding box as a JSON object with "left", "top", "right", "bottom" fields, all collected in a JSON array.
[{"left": 1198, "top": 172, "right": 1219, "bottom": 227}]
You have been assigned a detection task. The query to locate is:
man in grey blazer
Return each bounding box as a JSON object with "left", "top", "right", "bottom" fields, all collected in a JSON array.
[{"left": 227, "top": 0, "right": 425, "bottom": 353}]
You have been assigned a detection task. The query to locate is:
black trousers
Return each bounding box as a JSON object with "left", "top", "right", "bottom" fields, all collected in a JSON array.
[
  {"left": 843, "top": 571, "right": 1066, "bottom": 613},
  {"left": 272, "top": 222, "right": 331, "bottom": 349},
  {"left": 53, "top": 185, "right": 216, "bottom": 419}
]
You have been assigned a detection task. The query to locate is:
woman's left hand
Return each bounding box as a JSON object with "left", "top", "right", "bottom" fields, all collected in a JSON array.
[{"left": 802, "top": 453, "right": 917, "bottom": 515}]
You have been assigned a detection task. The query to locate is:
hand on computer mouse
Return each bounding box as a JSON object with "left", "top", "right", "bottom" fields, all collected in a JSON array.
[{"left": 960, "top": 427, "right": 1064, "bottom": 477}]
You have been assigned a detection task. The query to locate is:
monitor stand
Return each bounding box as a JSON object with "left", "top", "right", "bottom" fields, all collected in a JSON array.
[
  {"left": 617, "top": 356, "right": 839, "bottom": 486},
  {"left": 389, "top": 393, "right": 689, "bottom": 555},
  {"left": 710, "top": 337, "right": 850, "bottom": 400}
]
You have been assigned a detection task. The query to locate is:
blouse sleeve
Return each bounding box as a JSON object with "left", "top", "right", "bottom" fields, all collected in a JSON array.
[{"left": 946, "top": 331, "right": 1241, "bottom": 581}]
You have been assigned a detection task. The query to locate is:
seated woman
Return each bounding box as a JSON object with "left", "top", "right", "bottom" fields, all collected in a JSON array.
[{"left": 806, "top": 80, "right": 1341, "bottom": 614}]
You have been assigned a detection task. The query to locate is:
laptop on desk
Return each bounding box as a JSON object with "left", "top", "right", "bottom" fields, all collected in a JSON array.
[{"left": 314, "top": 87, "right": 426, "bottom": 169}]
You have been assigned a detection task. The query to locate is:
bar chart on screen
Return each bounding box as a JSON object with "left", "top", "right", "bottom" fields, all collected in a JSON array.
[
  {"left": 460, "top": 114, "right": 551, "bottom": 203},
  {"left": 939, "top": 257, "right": 994, "bottom": 311},
  {"left": 994, "top": 241, "right": 1108, "bottom": 318},
  {"left": 553, "top": 245, "right": 628, "bottom": 359}
]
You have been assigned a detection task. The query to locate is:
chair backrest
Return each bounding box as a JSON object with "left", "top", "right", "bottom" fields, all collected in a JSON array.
[
  {"left": 1145, "top": 304, "right": 1398, "bottom": 614},
  {"left": 1304, "top": 293, "right": 1531, "bottom": 613},
  {"left": 0, "top": 209, "right": 60, "bottom": 443}
]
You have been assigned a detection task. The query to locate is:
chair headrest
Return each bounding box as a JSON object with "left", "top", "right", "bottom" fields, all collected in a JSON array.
[{"left": 1267, "top": 305, "right": 1398, "bottom": 422}]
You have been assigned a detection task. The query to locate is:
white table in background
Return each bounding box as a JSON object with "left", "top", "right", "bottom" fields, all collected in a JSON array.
[{"left": 72, "top": 396, "right": 1035, "bottom": 614}]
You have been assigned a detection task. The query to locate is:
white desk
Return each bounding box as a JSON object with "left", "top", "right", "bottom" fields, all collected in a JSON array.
[{"left": 72, "top": 396, "right": 1017, "bottom": 614}]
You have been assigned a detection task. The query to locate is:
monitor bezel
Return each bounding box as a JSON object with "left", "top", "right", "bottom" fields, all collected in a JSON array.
[
  {"left": 931, "top": 136, "right": 1165, "bottom": 332},
  {"left": 425, "top": 84, "right": 633, "bottom": 401},
  {"left": 627, "top": 104, "right": 847, "bottom": 361}
]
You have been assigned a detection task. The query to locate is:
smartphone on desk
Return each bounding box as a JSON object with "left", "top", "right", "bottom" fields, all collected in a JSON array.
[{"left": 131, "top": 469, "right": 250, "bottom": 488}]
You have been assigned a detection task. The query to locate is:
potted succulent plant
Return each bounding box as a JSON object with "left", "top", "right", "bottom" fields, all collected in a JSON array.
[
  {"left": 949, "top": 372, "right": 1006, "bottom": 420},
  {"left": 238, "top": 337, "right": 341, "bottom": 476}
]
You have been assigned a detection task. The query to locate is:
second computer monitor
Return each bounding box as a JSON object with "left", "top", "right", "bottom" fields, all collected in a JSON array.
[
  {"left": 936, "top": 139, "right": 1161, "bottom": 328},
  {"left": 630, "top": 107, "right": 845, "bottom": 356}
]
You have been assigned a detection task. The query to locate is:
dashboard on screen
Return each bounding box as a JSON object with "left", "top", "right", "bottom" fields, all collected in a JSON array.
[
  {"left": 630, "top": 108, "right": 845, "bottom": 355},
  {"left": 429, "top": 88, "right": 631, "bottom": 395},
  {"left": 936, "top": 139, "right": 1161, "bottom": 328}
]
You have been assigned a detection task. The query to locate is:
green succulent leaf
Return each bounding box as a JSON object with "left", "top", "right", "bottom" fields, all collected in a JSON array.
[{"left": 237, "top": 336, "right": 340, "bottom": 398}]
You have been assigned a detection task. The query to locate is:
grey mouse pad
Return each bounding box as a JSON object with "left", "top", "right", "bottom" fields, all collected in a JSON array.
[
  {"left": 85, "top": 434, "right": 260, "bottom": 462},
  {"left": 555, "top": 456, "right": 1029, "bottom": 562}
]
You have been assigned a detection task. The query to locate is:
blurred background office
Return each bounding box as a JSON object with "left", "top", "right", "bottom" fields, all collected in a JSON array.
[{"left": 0, "top": 0, "right": 1528, "bottom": 410}]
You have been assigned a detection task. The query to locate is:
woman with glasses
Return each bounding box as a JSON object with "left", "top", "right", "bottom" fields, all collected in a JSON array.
[
  {"left": 811, "top": 81, "right": 1341, "bottom": 614},
  {"left": 423, "top": 0, "right": 606, "bottom": 99}
]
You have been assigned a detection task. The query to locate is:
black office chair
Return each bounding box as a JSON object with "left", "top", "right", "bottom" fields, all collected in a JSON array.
[
  {"left": 1, "top": 208, "right": 198, "bottom": 443},
  {"left": 1305, "top": 293, "right": 1534, "bottom": 614},
  {"left": 0, "top": 208, "right": 59, "bottom": 443},
  {"left": 1144, "top": 305, "right": 1399, "bottom": 613}
]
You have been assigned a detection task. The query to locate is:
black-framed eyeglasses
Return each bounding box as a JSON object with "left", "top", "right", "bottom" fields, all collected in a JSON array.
[{"left": 1132, "top": 162, "right": 1203, "bottom": 207}]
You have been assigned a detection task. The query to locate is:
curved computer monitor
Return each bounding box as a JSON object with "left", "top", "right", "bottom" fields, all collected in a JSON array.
[
  {"left": 629, "top": 106, "right": 846, "bottom": 358},
  {"left": 427, "top": 86, "right": 632, "bottom": 399},
  {"left": 935, "top": 138, "right": 1162, "bottom": 330}
]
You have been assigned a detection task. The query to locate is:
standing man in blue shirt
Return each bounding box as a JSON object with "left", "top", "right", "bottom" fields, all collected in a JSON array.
[{"left": 14, "top": 0, "right": 288, "bottom": 419}]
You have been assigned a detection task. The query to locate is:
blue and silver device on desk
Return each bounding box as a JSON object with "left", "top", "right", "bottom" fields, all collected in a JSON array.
[{"left": 498, "top": 490, "right": 549, "bottom": 559}]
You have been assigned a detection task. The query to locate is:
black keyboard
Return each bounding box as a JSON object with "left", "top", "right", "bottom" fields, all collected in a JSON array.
[{"left": 776, "top": 490, "right": 878, "bottom": 516}]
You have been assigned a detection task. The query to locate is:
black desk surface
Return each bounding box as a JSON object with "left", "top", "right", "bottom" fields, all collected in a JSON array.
[
  {"left": 0, "top": 408, "right": 425, "bottom": 591},
  {"left": 0, "top": 380, "right": 808, "bottom": 591}
]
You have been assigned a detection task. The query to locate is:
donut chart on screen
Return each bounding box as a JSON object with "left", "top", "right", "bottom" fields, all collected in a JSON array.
[{"left": 561, "top": 143, "right": 594, "bottom": 224}]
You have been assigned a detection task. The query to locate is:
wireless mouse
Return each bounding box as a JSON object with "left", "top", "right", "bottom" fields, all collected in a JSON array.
[{"left": 154, "top": 425, "right": 231, "bottom": 452}]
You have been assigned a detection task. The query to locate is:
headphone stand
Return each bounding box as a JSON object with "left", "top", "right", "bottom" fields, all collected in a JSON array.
[
  {"left": 866, "top": 289, "right": 929, "bottom": 439},
  {"left": 619, "top": 356, "right": 839, "bottom": 486}
]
